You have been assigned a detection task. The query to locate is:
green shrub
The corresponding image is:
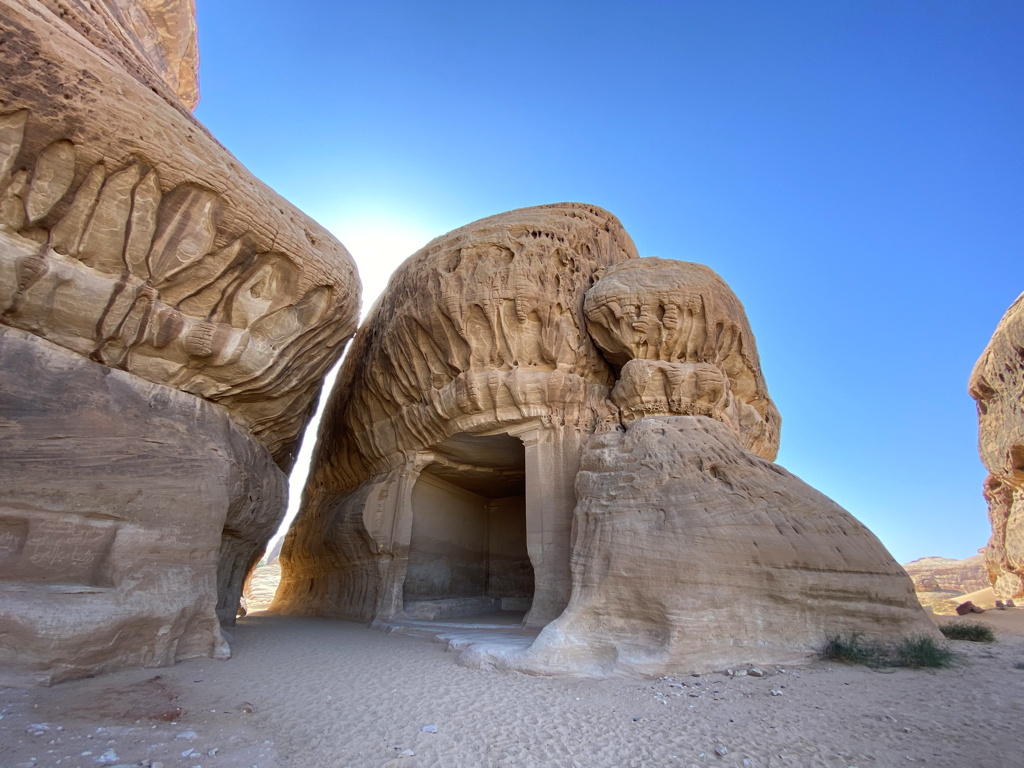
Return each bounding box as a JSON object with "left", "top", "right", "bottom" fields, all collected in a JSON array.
[
  {"left": 820, "top": 632, "right": 960, "bottom": 669},
  {"left": 893, "top": 635, "right": 958, "bottom": 668},
  {"left": 939, "top": 621, "right": 996, "bottom": 643},
  {"left": 821, "top": 633, "right": 884, "bottom": 665}
]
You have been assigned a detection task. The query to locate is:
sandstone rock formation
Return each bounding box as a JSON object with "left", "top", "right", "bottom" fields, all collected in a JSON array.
[
  {"left": 275, "top": 203, "right": 639, "bottom": 627},
  {"left": 280, "top": 207, "right": 933, "bottom": 676},
  {"left": 903, "top": 555, "right": 989, "bottom": 595},
  {"left": 459, "top": 258, "right": 932, "bottom": 675},
  {"left": 583, "top": 258, "right": 780, "bottom": 458},
  {"left": 970, "top": 293, "right": 1024, "bottom": 600},
  {"left": 902, "top": 553, "right": 990, "bottom": 613},
  {"left": 29, "top": 0, "right": 199, "bottom": 110},
  {"left": 0, "top": 0, "right": 359, "bottom": 684},
  {"left": 0, "top": 326, "right": 284, "bottom": 685},
  {"left": 243, "top": 558, "right": 283, "bottom": 614},
  {"left": 465, "top": 416, "right": 933, "bottom": 676}
]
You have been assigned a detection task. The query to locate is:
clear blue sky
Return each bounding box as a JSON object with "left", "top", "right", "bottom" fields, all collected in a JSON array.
[{"left": 194, "top": 1, "right": 1023, "bottom": 564}]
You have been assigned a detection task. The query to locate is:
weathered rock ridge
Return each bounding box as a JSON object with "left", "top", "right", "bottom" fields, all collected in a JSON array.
[
  {"left": 280, "top": 204, "right": 933, "bottom": 676},
  {"left": 1, "top": 1, "right": 359, "bottom": 467},
  {"left": 970, "top": 292, "right": 1024, "bottom": 600},
  {"left": 0, "top": 0, "right": 359, "bottom": 684},
  {"left": 584, "top": 258, "right": 780, "bottom": 460},
  {"left": 36, "top": 0, "right": 200, "bottom": 110}
]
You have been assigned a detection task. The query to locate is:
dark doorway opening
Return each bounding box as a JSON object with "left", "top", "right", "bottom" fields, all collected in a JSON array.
[{"left": 403, "top": 432, "right": 533, "bottom": 620}]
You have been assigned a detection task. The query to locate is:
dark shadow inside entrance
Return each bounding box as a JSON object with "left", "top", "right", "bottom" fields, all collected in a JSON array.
[{"left": 403, "top": 432, "right": 533, "bottom": 621}]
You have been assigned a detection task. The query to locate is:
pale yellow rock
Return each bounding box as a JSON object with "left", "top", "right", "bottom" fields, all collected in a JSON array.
[
  {"left": 0, "top": 0, "right": 360, "bottom": 469},
  {"left": 584, "top": 258, "right": 780, "bottom": 460},
  {"left": 970, "top": 292, "right": 1024, "bottom": 600},
  {"left": 36, "top": 0, "right": 200, "bottom": 109},
  {"left": 456, "top": 258, "right": 932, "bottom": 676},
  {"left": 243, "top": 559, "right": 283, "bottom": 613},
  {"left": 0, "top": 327, "right": 285, "bottom": 685},
  {"left": 903, "top": 555, "right": 989, "bottom": 594}
]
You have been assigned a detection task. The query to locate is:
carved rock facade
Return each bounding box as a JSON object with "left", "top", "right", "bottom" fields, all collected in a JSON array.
[
  {"left": 0, "top": 0, "right": 359, "bottom": 683},
  {"left": 970, "top": 293, "right": 1024, "bottom": 600},
  {"left": 280, "top": 206, "right": 933, "bottom": 675},
  {"left": 275, "top": 203, "right": 638, "bottom": 626}
]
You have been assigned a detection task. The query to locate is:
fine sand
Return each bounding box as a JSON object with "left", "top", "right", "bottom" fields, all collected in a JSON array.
[{"left": 3, "top": 611, "right": 1024, "bottom": 768}]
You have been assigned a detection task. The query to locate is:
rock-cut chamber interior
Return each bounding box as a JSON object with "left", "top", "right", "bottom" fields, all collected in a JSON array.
[{"left": 404, "top": 432, "right": 533, "bottom": 621}]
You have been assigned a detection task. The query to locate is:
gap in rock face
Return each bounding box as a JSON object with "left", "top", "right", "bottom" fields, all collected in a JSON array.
[
  {"left": 241, "top": 357, "right": 344, "bottom": 613},
  {"left": 239, "top": 220, "right": 446, "bottom": 614}
]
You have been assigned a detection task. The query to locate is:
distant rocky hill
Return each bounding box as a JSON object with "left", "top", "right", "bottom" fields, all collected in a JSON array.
[
  {"left": 904, "top": 555, "right": 990, "bottom": 593},
  {"left": 903, "top": 554, "right": 990, "bottom": 613}
]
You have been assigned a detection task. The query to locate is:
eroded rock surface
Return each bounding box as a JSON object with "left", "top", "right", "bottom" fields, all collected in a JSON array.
[
  {"left": 970, "top": 293, "right": 1024, "bottom": 600},
  {"left": 584, "top": 258, "right": 780, "bottom": 459},
  {"left": 0, "top": 0, "right": 359, "bottom": 683},
  {"left": 275, "top": 203, "right": 638, "bottom": 626},
  {"left": 454, "top": 257, "right": 932, "bottom": 676},
  {"left": 463, "top": 416, "right": 933, "bottom": 676},
  {"left": 34, "top": 0, "right": 200, "bottom": 109},
  {"left": 283, "top": 209, "right": 931, "bottom": 676},
  {"left": 0, "top": 327, "right": 285, "bottom": 685},
  {"left": 1, "top": 0, "right": 359, "bottom": 469}
]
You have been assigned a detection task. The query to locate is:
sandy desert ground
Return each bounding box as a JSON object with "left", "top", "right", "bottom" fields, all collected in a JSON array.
[{"left": 2, "top": 610, "right": 1023, "bottom": 768}]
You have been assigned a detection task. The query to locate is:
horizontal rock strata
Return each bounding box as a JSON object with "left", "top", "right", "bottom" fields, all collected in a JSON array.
[{"left": 0, "top": 327, "right": 285, "bottom": 685}]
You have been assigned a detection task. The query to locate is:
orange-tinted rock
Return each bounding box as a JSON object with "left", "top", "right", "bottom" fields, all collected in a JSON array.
[{"left": 970, "top": 294, "right": 1024, "bottom": 600}]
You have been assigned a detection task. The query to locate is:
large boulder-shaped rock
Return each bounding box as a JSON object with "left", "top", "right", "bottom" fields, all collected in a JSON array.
[
  {"left": 275, "top": 204, "right": 638, "bottom": 626},
  {"left": 0, "top": 0, "right": 359, "bottom": 683},
  {"left": 970, "top": 293, "right": 1024, "bottom": 599},
  {"left": 461, "top": 258, "right": 933, "bottom": 676},
  {"left": 468, "top": 416, "right": 935, "bottom": 676},
  {"left": 0, "top": 326, "right": 285, "bottom": 685}
]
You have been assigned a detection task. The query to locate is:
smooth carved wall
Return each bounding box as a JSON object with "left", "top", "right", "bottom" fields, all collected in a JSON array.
[
  {"left": 0, "top": 0, "right": 359, "bottom": 684},
  {"left": 406, "top": 474, "right": 489, "bottom": 602},
  {"left": 487, "top": 495, "right": 532, "bottom": 602}
]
